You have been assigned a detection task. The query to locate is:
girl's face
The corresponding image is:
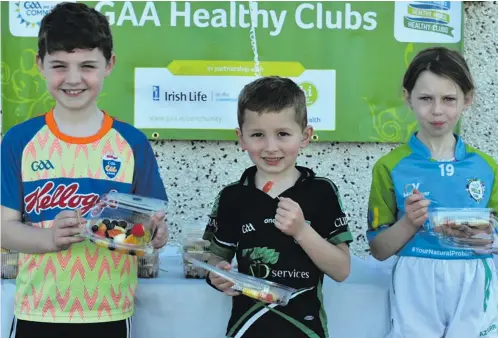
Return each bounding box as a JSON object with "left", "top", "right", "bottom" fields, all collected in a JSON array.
[{"left": 404, "top": 70, "right": 472, "bottom": 138}]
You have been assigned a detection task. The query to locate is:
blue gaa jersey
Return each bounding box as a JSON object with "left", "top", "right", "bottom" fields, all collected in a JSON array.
[{"left": 368, "top": 133, "right": 498, "bottom": 260}]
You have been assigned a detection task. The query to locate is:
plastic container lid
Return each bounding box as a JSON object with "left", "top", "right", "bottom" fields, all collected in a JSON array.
[
  {"left": 82, "top": 193, "right": 168, "bottom": 256},
  {"left": 187, "top": 256, "right": 296, "bottom": 306},
  {"left": 97, "top": 192, "right": 168, "bottom": 214},
  {"left": 425, "top": 207, "right": 497, "bottom": 252}
]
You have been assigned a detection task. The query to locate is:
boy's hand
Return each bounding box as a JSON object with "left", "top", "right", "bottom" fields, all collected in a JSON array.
[
  {"left": 209, "top": 261, "right": 240, "bottom": 296},
  {"left": 51, "top": 210, "right": 85, "bottom": 251},
  {"left": 275, "top": 197, "right": 306, "bottom": 238},
  {"left": 403, "top": 189, "right": 430, "bottom": 229},
  {"left": 151, "top": 210, "right": 168, "bottom": 249}
]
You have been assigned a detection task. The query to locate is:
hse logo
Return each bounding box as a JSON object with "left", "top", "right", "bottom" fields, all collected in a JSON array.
[
  {"left": 394, "top": 1, "right": 462, "bottom": 43},
  {"left": 31, "top": 160, "right": 55, "bottom": 172},
  {"left": 9, "top": 1, "right": 68, "bottom": 37}
]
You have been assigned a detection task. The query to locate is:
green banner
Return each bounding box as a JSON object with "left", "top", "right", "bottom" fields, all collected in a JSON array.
[{"left": 1, "top": 1, "right": 464, "bottom": 142}]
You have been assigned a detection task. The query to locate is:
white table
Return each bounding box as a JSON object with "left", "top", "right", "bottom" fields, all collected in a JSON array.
[{"left": 2, "top": 253, "right": 394, "bottom": 338}]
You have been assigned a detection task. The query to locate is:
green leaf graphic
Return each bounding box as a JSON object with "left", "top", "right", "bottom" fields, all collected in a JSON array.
[
  {"left": 269, "top": 252, "right": 280, "bottom": 264},
  {"left": 245, "top": 247, "right": 280, "bottom": 265},
  {"left": 242, "top": 248, "right": 252, "bottom": 257}
]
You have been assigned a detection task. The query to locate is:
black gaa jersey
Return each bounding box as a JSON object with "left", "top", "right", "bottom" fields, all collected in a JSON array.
[{"left": 204, "top": 166, "right": 353, "bottom": 338}]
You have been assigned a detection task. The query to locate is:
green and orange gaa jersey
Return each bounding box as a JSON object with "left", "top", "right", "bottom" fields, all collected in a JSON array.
[{"left": 1, "top": 109, "right": 167, "bottom": 323}]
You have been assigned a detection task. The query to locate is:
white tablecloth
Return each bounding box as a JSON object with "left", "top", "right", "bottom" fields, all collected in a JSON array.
[{"left": 1, "top": 252, "right": 395, "bottom": 338}]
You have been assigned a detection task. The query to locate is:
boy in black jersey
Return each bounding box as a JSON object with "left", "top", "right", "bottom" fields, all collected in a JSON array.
[{"left": 203, "top": 76, "right": 353, "bottom": 338}]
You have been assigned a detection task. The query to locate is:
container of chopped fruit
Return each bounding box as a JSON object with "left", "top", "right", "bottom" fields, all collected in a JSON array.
[
  {"left": 82, "top": 192, "right": 168, "bottom": 256},
  {"left": 425, "top": 207, "right": 498, "bottom": 251},
  {"left": 187, "top": 257, "right": 296, "bottom": 306}
]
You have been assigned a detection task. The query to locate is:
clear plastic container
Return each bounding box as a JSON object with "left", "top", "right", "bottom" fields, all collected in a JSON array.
[
  {"left": 182, "top": 221, "right": 211, "bottom": 278},
  {"left": 1, "top": 249, "right": 19, "bottom": 279},
  {"left": 138, "top": 251, "right": 160, "bottom": 278},
  {"left": 182, "top": 237, "right": 211, "bottom": 279},
  {"left": 183, "top": 251, "right": 211, "bottom": 279},
  {"left": 187, "top": 257, "right": 296, "bottom": 305},
  {"left": 426, "top": 208, "right": 497, "bottom": 251},
  {"left": 82, "top": 192, "right": 168, "bottom": 256}
]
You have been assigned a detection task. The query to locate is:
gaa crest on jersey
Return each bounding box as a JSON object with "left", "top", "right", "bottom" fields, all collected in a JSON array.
[
  {"left": 466, "top": 178, "right": 485, "bottom": 202},
  {"left": 102, "top": 153, "right": 121, "bottom": 179}
]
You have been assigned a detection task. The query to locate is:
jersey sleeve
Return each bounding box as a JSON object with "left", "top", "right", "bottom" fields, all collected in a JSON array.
[
  {"left": 367, "top": 160, "right": 397, "bottom": 241},
  {"left": 132, "top": 134, "right": 168, "bottom": 202},
  {"left": 204, "top": 189, "right": 237, "bottom": 262},
  {"left": 486, "top": 163, "right": 498, "bottom": 212},
  {"left": 313, "top": 179, "right": 353, "bottom": 246},
  {"left": 202, "top": 192, "right": 219, "bottom": 243},
  {"left": 1, "top": 129, "right": 23, "bottom": 212}
]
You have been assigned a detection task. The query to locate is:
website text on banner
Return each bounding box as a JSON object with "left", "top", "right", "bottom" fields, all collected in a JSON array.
[{"left": 1, "top": 1, "right": 463, "bottom": 142}]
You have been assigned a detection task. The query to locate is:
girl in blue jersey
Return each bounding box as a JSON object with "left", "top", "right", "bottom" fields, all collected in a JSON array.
[{"left": 368, "top": 47, "right": 498, "bottom": 338}]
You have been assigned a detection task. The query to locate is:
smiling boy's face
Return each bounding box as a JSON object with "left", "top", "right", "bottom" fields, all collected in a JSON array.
[
  {"left": 37, "top": 48, "right": 115, "bottom": 112},
  {"left": 237, "top": 107, "right": 312, "bottom": 177}
]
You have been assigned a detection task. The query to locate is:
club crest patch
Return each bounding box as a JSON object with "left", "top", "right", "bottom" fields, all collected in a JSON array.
[
  {"left": 102, "top": 153, "right": 121, "bottom": 179},
  {"left": 466, "top": 178, "right": 485, "bottom": 202}
]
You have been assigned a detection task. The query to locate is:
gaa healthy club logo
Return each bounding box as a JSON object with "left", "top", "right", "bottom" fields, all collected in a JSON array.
[{"left": 404, "top": 1, "right": 454, "bottom": 37}]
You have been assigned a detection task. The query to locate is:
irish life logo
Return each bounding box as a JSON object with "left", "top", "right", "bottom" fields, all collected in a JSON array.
[{"left": 394, "top": 1, "right": 462, "bottom": 43}]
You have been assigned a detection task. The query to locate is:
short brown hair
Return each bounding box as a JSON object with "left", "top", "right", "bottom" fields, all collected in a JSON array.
[
  {"left": 38, "top": 2, "right": 113, "bottom": 62},
  {"left": 237, "top": 76, "right": 307, "bottom": 129},
  {"left": 403, "top": 47, "right": 474, "bottom": 96}
]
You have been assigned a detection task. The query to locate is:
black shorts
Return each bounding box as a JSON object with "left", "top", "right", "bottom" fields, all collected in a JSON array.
[{"left": 10, "top": 317, "right": 132, "bottom": 338}]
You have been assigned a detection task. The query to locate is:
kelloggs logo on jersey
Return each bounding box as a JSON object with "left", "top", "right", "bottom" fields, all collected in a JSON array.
[{"left": 24, "top": 181, "right": 99, "bottom": 215}]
